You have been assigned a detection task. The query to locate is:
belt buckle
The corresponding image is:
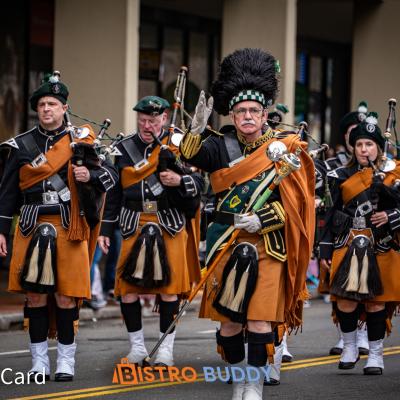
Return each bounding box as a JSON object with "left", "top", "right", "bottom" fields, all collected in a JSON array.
[
  {"left": 357, "top": 201, "right": 373, "bottom": 216},
  {"left": 58, "top": 187, "right": 71, "bottom": 202},
  {"left": 353, "top": 216, "right": 366, "bottom": 229},
  {"left": 42, "top": 191, "right": 59, "bottom": 205},
  {"left": 134, "top": 159, "right": 149, "bottom": 171},
  {"left": 143, "top": 200, "right": 158, "bottom": 213},
  {"left": 31, "top": 153, "right": 47, "bottom": 168}
]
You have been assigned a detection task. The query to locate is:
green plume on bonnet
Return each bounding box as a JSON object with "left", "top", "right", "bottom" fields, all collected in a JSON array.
[
  {"left": 366, "top": 111, "right": 379, "bottom": 122},
  {"left": 276, "top": 103, "right": 289, "bottom": 114},
  {"left": 357, "top": 101, "right": 368, "bottom": 114}
]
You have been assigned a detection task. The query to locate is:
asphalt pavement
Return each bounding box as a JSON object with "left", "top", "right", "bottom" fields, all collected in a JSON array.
[{"left": 0, "top": 299, "right": 399, "bottom": 400}]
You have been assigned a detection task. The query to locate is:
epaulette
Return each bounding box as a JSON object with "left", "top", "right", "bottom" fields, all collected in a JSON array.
[
  {"left": 326, "top": 165, "right": 348, "bottom": 179},
  {"left": 118, "top": 132, "right": 136, "bottom": 143},
  {"left": 0, "top": 127, "right": 36, "bottom": 150}
]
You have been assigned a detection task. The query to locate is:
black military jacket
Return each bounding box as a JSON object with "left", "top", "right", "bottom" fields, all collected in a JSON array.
[
  {"left": 319, "top": 163, "right": 400, "bottom": 259},
  {"left": 0, "top": 124, "right": 118, "bottom": 236},
  {"left": 100, "top": 130, "right": 204, "bottom": 239}
]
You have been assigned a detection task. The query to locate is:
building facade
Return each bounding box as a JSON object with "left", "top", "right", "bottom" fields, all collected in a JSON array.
[{"left": 1, "top": 0, "right": 399, "bottom": 147}]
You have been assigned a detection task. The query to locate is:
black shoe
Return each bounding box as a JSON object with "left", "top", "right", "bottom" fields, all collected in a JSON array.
[
  {"left": 358, "top": 347, "right": 369, "bottom": 356},
  {"left": 329, "top": 347, "right": 343, "bottom": 356},
  {"left": 364, "top": 367, "right": 383, "bottom": 375},
  {"left": 153, "top": 362, "right": 168, "bottom": 369},
  {"left": 264, "top": 377, "right": 280, "bottom": 386},
  {"left": 54, "top": 373, "right": 73, "bottom": 382},
  {"left": 338, "top": 356, "right": 360, "bottom": 370},
  {"left": 31, "top": 371, "right": 50, "bottom": 381},
  {"left": 282, "top": 354, "right": 293, "bottom": 363}
]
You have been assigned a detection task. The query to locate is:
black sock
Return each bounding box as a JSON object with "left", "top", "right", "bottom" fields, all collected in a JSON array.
[
  {"left": 366, "top": 309, "right": 386, "bottom": 341},
  {"left": 25, "top": 306, "right": 49, "bottom": 343},
  {"left": 56, "top": 307, "right": 78, "bottom": 345},
  {"left": 247, "top": 331, "right": 275, "bottom": 367},
  {"left": 159, "top": 299, "right": 179, "bottom": 333},
  {"left": 336, "top": 307, "right": 359, "bottom": 333},
  {"left": 216, "top": 330, "right": 245, "bottom": 364},
  {"left": 120, "top": 300, "right": 142, "bottom": 332}
]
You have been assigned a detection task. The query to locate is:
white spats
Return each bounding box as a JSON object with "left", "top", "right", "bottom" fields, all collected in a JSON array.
[
  {"left": 364, "top": 339, "right": 384, "bottom": 375},
  {"left": 55, "top": 342, "right": 77, "bottom": 376},
  {"left": 357, "top": 327, "right": 370, "bottom": 352},
  {"left": 242, "top": 375, "right": 264, "bottom": 400},
  {"left": 29, "top": 341, "right": 50, "bottom": 377},
  {"left": 126, "top": 329, "right": 149, "bottom": 364},
  {"left": 339, "top": 330, "right": 359, "bottom": 369},
  {"left": 231, "top": 380, "right": 246, "bottom": 400},
  {"left": 154, "top": 331, "right": 176, "bottom": 366}
]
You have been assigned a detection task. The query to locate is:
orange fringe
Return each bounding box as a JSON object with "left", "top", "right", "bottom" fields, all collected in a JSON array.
[
  {"left": 67, "top": 161, "right": 90, "bottom": 241},
  {"left": 217, "top": 344, "right": 227, "bottom": 362},
  {"left": 266, "top": 343, "right": 275, "bottom": 364}
]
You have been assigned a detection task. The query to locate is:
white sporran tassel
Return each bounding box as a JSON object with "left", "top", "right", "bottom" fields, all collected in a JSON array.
[
  {"left": 25, "top": 242, "right": 39, "bottom": 283},
  {"left": 39, "top": 242, "right": 54, "bottom": 286},
  {"left": 153, "top": 240, "right": 163, "bottom": 281},
  {"left": 218, "top": 262, "right": 237, "bottom": 307},
  {"left": 229, "top": 264, "right": 249, "bottom": 312},
  {"left": 344, "top": 249, "right": 359, "bottom": 292},
  {"left": 358, "top": 252, "right": 369, "bottom": 294},
  {"left": 133, "top": 239, "right": 146, "bottom": 279}
]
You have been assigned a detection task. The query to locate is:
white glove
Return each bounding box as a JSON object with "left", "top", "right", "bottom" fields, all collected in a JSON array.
[
  {"left": 234, "top": 213, "right": 262, "bottom": 233},
  {"left": 191, "top": 90, "right": 214, "bottom": 134}
]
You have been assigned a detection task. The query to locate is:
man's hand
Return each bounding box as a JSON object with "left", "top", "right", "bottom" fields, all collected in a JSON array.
[
  {"left": 234, "top": 213, "right": 262, "bottom": 233},
  {"left": 97, "top": 236, "right": 110, "bottom": 255},
  {"left": 159, "top": 169, "right": 182, "bottom": 187},
  {"left": 72, "top": 164, "right": 90, "bottom": 183},
  {"left": 0, "top": 234, "right": 7, "bottom": 257},
  {"left": 370, "top": 211, "right": 389, "bottom": 228},
  {"left": 191, "top": 90, "right": 214, "bottom": 134},
  {"left": 320, "top": 258, "right": 331, "bottom": 272}
]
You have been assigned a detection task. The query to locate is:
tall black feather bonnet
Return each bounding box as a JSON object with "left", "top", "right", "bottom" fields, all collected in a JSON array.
[{"left": 211, "top": 48, "right": 279, "bottom": 116}]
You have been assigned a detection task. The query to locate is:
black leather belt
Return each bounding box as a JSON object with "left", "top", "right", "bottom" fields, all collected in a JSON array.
[
  {"left": 123, "top": 198, "right": 168, "bottom": 213},
  {"left": 214, "top": 211, "right": 238, "bottom": 225},
  {"left": 23, "top": 191, "right": 66, "bottom": 205}
]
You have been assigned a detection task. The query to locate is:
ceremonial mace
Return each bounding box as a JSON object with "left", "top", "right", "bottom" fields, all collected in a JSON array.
[{"left": 144, "top": 142, "right": 301, "bottom": 364}]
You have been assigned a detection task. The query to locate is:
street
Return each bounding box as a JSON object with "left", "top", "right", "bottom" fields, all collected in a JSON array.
[{"left": 0, "top": 299, "right": 399, "bottom": 400}]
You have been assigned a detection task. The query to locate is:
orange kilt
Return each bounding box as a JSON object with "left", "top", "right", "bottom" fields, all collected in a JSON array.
[
  {"left": 199, "top": 231, "right": 286, "bottom": 323},
  {"left": 115, "top": 213, "right": 191, "bottom": 296},
  {"left": 8, "top": 215, "right": 91, "bottom": 299},
  {"left": 330, "top": 234, "right": 400, "bottom": 303}
]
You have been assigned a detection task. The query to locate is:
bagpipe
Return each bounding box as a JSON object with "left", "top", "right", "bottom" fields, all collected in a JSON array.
[{"left": 54, "top": 71, "right": 124, "bottom": 228}]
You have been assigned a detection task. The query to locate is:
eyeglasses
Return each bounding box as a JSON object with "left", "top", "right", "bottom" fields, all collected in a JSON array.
[
  {"left": 232, "top": 107, "right": 264, "bottom": 118},
  {"left": 138, "top": 117, "right": 162, "bottom": 126}
]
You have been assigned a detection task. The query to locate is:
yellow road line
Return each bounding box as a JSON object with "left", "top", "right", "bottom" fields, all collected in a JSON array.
[
  {"left": 9, "top": 348, "right": 400, "bottom": 400},
  {"left": 48, "top": 378, "right": 206, "bottom": 400},
  {"left": 281, "top": 347, "right": 400, "bottom": 371},
  {"left": 10, "top": 375, "right": 205, "bottom": 400}
]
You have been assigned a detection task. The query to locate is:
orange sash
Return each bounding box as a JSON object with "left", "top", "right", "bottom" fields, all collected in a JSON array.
[
  {"left": 209, "top": 134, "right": 301, "bottom": 194},
  {"left": 120, "top": 136, "right": 178, "bottom": 189},
  {"left": 341, "top": 162, "right": 400, "bottom": 205},
  {"left": 19, "top": 125, "right": 96, "bottom": 241}
]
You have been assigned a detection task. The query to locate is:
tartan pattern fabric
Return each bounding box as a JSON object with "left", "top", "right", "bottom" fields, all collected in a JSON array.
[{"left": 229, "top": 90, "right": 266, "bottom": 110}]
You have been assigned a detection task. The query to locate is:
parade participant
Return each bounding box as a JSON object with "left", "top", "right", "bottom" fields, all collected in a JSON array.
[
  {"left": 325, "top": 101, "right": 368, "bottom": 171},
  {"left": 180, "top": 48, "right": 315, "bottom": 399},
  {"left": 267, "top": 103, "right": 289, "bottom": 130},
  {"left": 98, "top": 96, "right": 203, "bottom": 367},
  {"left": 0, "top": 73, "right": 117, "bottom": 381},
  {"left": 318, "top": 103, "right": 370, "bottom": 356},
  {"left": 320, "top": 112, "right": 400, "bottom": 375}
]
